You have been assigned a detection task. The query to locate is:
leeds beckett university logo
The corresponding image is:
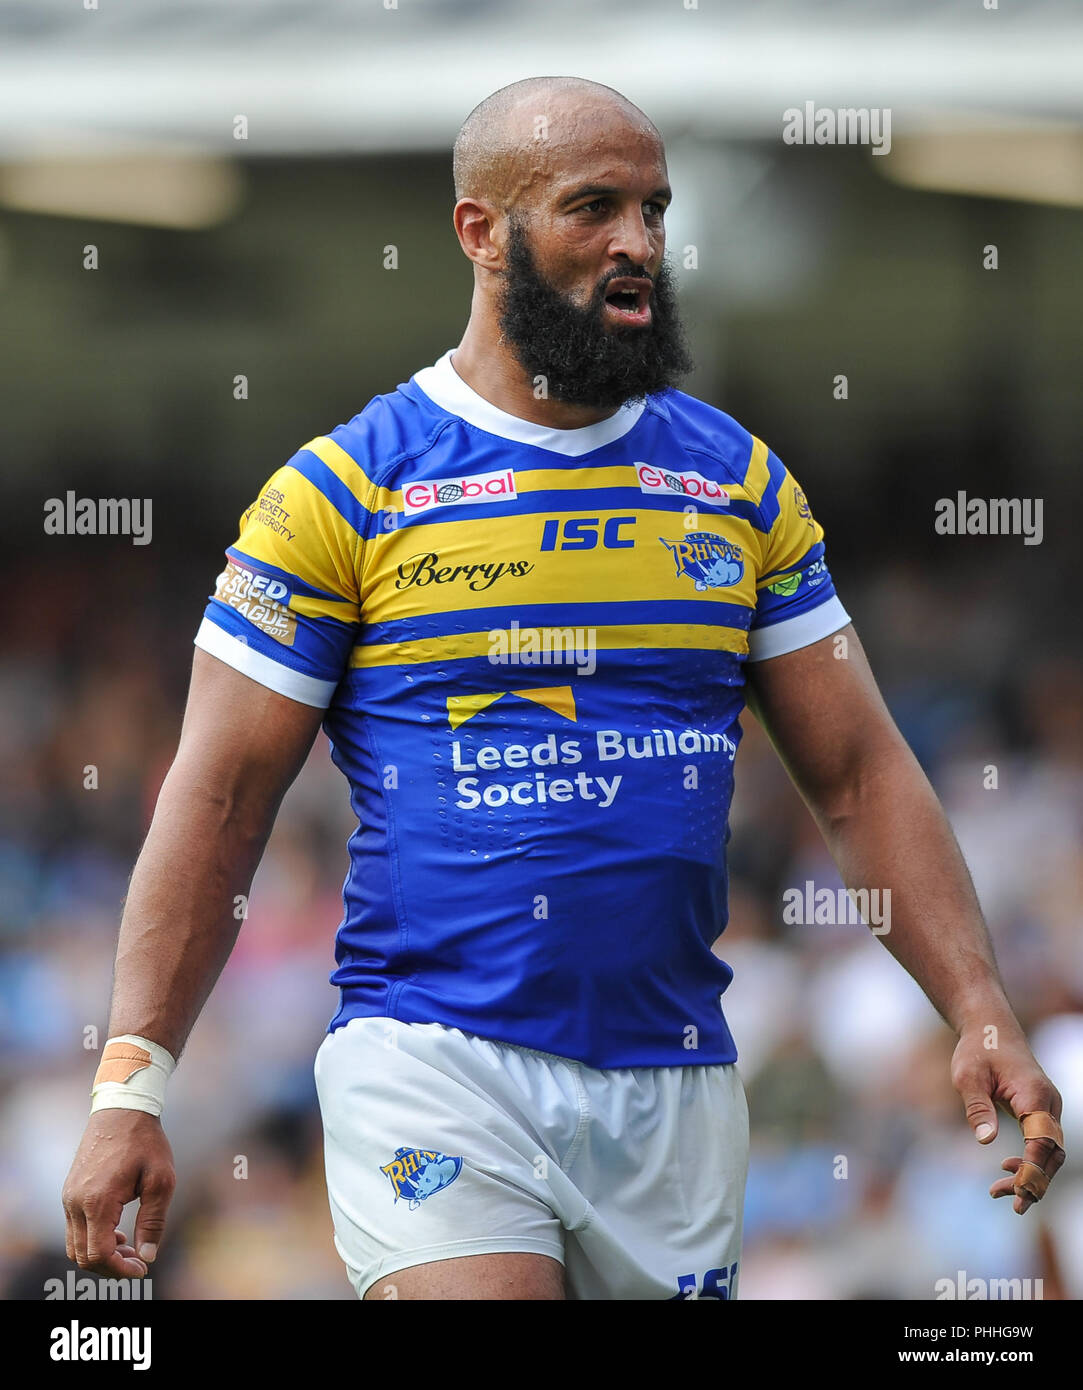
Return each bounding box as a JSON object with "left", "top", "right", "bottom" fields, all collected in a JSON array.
[
  {"left": 660, "top": 534, "right": 744, "bottom": 591},
  {"left": 381, "top": 1149, "right": 463, "bottom": 1209},
  {"left": 403, "top": 467, "right": 517, "bottom": 517}
]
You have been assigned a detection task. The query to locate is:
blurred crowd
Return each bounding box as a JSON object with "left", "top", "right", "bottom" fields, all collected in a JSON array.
[{"left": 1, "top": 540, "right": 1080, "bottom": 1301}]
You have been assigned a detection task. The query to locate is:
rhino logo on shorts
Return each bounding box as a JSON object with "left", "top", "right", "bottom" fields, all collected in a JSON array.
[{"left": 381, "top": 1147, "right": 463, "bottom": 1210}]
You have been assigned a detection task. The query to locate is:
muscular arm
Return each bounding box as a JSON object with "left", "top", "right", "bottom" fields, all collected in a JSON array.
[
  {"left": 746, "top": 624, "right": 1064, "bottom": 1212},
  {"left": 63, "top": 649, "right": 326, "bottom": 1274},
  {"left": 109, "top": 648, "right": 325, "bottom": 1055},
  {"left": 747, "top": 626, "right": 1001, "bottom": 1032}
]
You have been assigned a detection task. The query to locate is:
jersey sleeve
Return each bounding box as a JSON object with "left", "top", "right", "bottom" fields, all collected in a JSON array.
[
  {"left": 747, "top": 446, "right": 850, "bottom": 662},
  {"left": 194, "top": 441, "right": 369, "bottom": 707}
]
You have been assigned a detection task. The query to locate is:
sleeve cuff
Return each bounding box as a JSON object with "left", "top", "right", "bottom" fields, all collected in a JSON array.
[
  {"left": 194, "top": 616, "right": 337, "bottom": 708},
  {"left": 747, "top": 595, "right": 851, "bottom": 662}
]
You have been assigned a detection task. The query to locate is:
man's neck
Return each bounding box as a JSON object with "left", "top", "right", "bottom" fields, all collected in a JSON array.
[{"left": 450, "top": 324, "right": 624, "bottom": 431}]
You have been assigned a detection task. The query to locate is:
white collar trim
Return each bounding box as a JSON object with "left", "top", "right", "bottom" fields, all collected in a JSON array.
[{"left": 411, "top": 349, "right": 646, "bottom": 457}]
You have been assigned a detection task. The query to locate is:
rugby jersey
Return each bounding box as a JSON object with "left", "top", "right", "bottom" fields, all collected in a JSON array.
[{"left": 195, "top": 349, "right": 850, "bottom": 1067}]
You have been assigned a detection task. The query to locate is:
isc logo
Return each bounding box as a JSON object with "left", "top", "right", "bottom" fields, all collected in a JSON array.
[{"left": 540, "top": 516, "right": 635, "bottom": 550}]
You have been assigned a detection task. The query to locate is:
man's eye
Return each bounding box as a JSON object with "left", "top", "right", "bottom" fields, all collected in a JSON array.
[{"left": 577, "top": 198, "right": 665, "bottom": 216}]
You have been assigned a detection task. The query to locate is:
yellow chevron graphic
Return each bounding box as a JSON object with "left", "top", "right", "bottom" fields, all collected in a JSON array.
[
  {"left": 510, "top": 686, "right": 577, "bottom": 721},
  {"left": 446, "top": 686, "right": 577, "bottom": 731}
]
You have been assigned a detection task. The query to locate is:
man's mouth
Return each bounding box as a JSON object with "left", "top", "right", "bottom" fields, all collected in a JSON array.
[{"left": 602, "top": 277, "right": 652, "bottom": 327}]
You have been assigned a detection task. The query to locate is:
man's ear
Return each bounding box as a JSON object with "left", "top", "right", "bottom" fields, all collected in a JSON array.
[{"left": 453, "top": 197, "right": 505, "bottom": 271}]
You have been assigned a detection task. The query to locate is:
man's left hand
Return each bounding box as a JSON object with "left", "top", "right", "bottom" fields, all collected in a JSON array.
[{"left": 951, "top": 1025, "right": 1065, "bottom": 1214}]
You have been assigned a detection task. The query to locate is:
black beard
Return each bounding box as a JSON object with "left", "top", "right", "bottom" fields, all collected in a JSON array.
[{"left": 496, "top": 217, "right": 694, "bottom": 409}]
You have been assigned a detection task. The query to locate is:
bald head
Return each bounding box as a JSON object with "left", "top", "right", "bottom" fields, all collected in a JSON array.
[
  {"left": 453, "top": 76, "right": 661, "bottom": 213},
  {"left": 448, "top": 77, "right": 689, "bottom": 415}
]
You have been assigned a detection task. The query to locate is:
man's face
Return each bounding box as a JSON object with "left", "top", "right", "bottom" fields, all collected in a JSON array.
[{"left": 495, "top": 133, "right": 693, "bottom": 409}]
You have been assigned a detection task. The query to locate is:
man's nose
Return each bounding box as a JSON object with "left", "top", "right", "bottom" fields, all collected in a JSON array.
[{"left": 608, "top": 209, "right": 654, "bottom": 269}]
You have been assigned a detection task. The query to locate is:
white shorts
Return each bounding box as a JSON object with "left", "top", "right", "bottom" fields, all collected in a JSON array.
[{"left": 314, "top": 1016, "right": 750, "bottom": 1300}]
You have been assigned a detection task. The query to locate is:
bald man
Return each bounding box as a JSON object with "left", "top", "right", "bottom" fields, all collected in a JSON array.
[{"left": 63, "top": 76, "right": 1065, "bottom": 1302}]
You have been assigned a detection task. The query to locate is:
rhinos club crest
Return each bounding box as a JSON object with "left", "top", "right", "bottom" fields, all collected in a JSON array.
[
  {"left": 660, "top": 533, "right": 745, "bottom": 592},
  {"left": 381, "top": 1147, "right": 463, "bottom": 1209}
]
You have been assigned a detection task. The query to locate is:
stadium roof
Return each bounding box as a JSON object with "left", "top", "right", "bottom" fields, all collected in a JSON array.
[{"left": 0, "top": 0, "right": 1080, "bottom": 156}]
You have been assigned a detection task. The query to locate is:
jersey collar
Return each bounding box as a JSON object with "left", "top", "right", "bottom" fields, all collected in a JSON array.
[{"left": 410, "top": 349, "right": 647, "bottom": 457}]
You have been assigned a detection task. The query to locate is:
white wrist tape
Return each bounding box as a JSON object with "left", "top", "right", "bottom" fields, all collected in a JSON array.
[{"left": 90, "top": 1034, "right": 176, "bottom": 1118}]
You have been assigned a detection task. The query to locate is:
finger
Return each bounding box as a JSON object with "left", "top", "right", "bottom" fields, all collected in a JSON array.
[
  {"left": 1012, "top": 1110, "right": 1065, "bottom": 1204},
  {"left": 133, "top": 1165, "right": 175, "bottom": 1265},
  {"left": 84, "top": 1199, "right": 124, "bottom": 1269},
  {"left": 990, "top": 1187, "right": 1034, "bottom": 1212},
  {"left": 996, "top": 1157, "right": 1038, "bottom": 1214},
  {"left": 85, "top": 1248, "right": 149, "bottom": 1279},
  {"left": 114, "top": 1229, "right": 140, "bottom": 1262},
  {"left": 107, "top": 1226, "right": 147, "bottom": 1277},
  {"left": 991, "top": 1157, "right": 1033, "bottom": 1211},
  {"left": 991, "top": 1163, "right": 1020, "bottom": 1198},
  {"left": 959, "top": 1088, "right": 998, "bottom": 1143},
  {"left": 63, "top": 1200, "right": 76, "bottom": 1263},
  {"left": 80, "top": 1230, "right": 147, "bottom": 1279},
  {"left": 110, "top": 1249, "right": 148, "bottom": 1277},
  {"left": 1022, "top": 1134, "right": 1065, "bottom": 1185},
  {"left": 70, "top": 1208, "right": 89, "bottom": 1268}
]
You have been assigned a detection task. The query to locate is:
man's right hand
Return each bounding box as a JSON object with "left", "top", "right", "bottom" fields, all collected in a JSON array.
[{"left": 62, "top": 1109, "right": 176, "bottom": 1278}]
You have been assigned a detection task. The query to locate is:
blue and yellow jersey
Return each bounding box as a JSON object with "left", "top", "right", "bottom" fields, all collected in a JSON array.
[{"left": 196, "top": 350, "right": 849, "bottom": 1067}]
